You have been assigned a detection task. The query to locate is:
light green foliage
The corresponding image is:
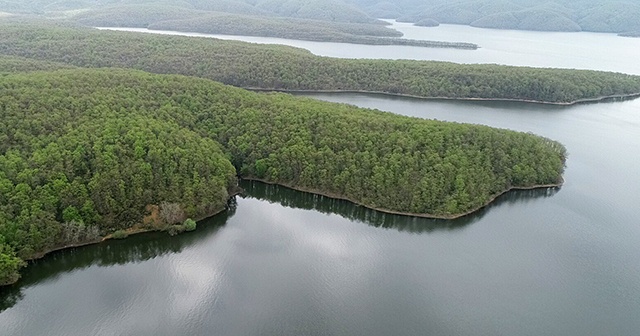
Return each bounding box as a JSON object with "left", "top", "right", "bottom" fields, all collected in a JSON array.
[
  {"left": 183, "top": 218, "right": 197, "bottom": 232},
  {"left": 111, "top": 230, "right": 128, "bottom": 239}
]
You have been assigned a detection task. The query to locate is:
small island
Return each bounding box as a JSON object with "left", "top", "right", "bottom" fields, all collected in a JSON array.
[
  {"left": 414, "top": 18, "right": 440, "bottom": 27},
  {"left": 619, "top": 32, "right": 640, "bottom": 38}
]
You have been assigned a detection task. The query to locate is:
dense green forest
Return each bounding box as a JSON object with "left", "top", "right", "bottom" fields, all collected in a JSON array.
[
  {"left": 0, "top": 67, "right": 566, "bottom": 284},
  {"left": 1, "top": 22, "right": 638, "bottom": 103},
  {"left": 349, "top": 0, "right": 640, "bottom": 33}
]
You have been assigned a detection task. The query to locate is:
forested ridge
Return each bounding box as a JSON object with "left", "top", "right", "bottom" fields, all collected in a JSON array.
[
  {"left": 69, "top": 4, "right": 476, "bottom": 49},
  {"left": 351, "top": 0, "right": 640, "bottom": 34},
  {"left": 1, "top": 22, "right": 639, "bottom": 103},
  {"left": 0, "top": 67, "right": 566, "bottom": 285}
]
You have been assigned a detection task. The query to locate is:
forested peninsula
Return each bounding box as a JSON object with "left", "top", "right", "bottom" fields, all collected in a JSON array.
[
  {"left": 0, "top": 67, "right": 567, "bottom": 285},
  {"left": 142, "top": 13, "right": 477, "bottom": 49},
  {"left": 1, "top": 22, "right": 639, "bottom": 104},
  {"left": 0, "top": 1, "right": 477, "bottom": 49},
  {"left": 70, "top": 4, "right": 476, "bottom": 49}
]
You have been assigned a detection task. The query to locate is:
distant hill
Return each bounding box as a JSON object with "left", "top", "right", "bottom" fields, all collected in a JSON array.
[
  {"left": 0, "top": 0, "right": 382, "bottom": 24},
  {"left": 348, "top": 0, "right": 640, "bottom": 33},
  {"left": 0, "top": 1, "right": 481, "bottom": 48}
]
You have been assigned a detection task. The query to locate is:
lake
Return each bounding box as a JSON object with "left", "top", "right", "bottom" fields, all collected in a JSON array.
[
  {"left": 98, "top": 21, "right": 640, "bottom": 75},
  {"left": 2, "top": 23, "right": 640, "bottom": 336}
]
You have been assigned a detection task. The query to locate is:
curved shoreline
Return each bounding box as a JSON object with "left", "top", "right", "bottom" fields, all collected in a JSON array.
[
  {"left": 247, "top": 88, "right": 640, "bottom": 106},
  {"left": 241, "top": 176, "right": 564, "bottom": 220},
  {"left": 4, "top": 178, "right": 563, "bottom": 286}
]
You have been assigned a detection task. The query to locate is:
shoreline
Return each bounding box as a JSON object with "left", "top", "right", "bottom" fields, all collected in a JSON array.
[
  {"left": 247, "top": 88, "right": 640, "bottom": 106},
  {"left": 21, "top": 175, "right": 565, "bottom": 258},
  {"left": 241, "top": 176, "right": 564, "bottom": 220},
  {"left": 23, "top": 191, "right": 241, "bottom": 263},
  {"left": 5, "top": 178, "right": 564, "bottom": 286}
]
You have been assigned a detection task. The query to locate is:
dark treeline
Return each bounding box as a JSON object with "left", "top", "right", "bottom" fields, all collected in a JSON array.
[
  {"left": 0, "top": 22, "right": 639, "bottom": 103},
  {"left": 0, "top": 68, "right": 566, "bottom": 284},
  {"left": 73, "top": 4, "right": 399, "bottom": 36}
]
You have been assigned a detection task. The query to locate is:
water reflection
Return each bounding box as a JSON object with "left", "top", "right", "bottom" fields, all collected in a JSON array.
[
  {"left": 240, "top": 180, "right": 559, "bottom": 233},
  {"left": 0, "top": 199, "right": 237, "bottom": 312},
  {"left": 0, "top": 181, "right": 560, "bottom": 314}
]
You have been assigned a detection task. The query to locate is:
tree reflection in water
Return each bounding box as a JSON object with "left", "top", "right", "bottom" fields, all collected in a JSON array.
[
  {"left": 0, "top": 199, "right": 236, "bottom": 312},
  {"left": 241, "top": 180, "right": 560, "bottom": 233},
  {"left": 0, "top": 181, "right": 559, "bottom": 312}
]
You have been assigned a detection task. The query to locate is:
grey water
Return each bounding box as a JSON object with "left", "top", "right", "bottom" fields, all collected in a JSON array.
[{"left": 2, "top": 23, "right": 640, "bottom": 336}]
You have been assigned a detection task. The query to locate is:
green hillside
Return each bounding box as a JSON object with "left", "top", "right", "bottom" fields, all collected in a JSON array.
[{"left": 0, "top": 67, "right": 567, "bottom": 284}]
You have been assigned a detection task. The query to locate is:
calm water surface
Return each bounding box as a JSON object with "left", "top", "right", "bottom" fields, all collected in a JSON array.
[{"left": 2, "top": 25, "right": 640, "bottom": 336}]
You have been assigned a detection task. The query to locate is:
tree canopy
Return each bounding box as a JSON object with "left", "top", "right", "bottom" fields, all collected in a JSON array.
[{"left": 0, "top": 67, "right": 566, "bottom": 284}]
